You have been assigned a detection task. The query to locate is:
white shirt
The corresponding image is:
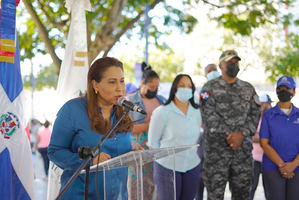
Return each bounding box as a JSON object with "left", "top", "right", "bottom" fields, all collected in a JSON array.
[{"left": 147, "top": 101, "right": 202, "bottom": 172}]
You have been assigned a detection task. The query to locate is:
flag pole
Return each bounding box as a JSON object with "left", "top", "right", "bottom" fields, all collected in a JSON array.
[
  {"left": 144, "top": 1, "right": 149, "bottom": 65},
  {"left": 30, "top": 60, "right": 35, "bottom": 118}
]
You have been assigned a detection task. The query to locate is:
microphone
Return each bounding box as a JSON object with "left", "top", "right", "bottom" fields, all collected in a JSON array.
[{"left": 117, "top": 97, "right": 147, "bottom": 115}]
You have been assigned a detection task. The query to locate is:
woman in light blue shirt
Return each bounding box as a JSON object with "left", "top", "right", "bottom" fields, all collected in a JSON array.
[{"left": 148, "top": 74, "right": 202, "bottom": 200}]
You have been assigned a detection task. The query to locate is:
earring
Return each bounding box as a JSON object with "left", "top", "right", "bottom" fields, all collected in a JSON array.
[{"left": 95, "top": 90, "right": 98, "bottom": 95}]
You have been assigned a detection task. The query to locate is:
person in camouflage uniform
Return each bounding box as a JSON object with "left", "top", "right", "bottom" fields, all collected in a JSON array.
[{"left": 199, "top": 50, "right": 260, "bottom": 200}]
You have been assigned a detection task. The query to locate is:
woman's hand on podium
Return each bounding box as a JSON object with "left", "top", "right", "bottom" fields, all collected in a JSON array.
[
  {"left": 132, "top": 143, "right": 144, "bottom": 151},
  {"left": 93, "top": 152, "right": 111, "bottom": 165}
]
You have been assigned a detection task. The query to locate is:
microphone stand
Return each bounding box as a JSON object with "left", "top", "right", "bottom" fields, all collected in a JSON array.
[{"left": 55, "top": 107, "right": 130, "bottom": 200}]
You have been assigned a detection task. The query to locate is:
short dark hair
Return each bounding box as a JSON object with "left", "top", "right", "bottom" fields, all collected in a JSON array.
[
  {"left": 205, "top": 64, "right": 217, "bottom": 75},
  {"left": 44, "top": 120, "right": 50, "bottom": 128}
]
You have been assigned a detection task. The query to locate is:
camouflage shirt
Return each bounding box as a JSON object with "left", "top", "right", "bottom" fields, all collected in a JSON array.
[{"left": 199, "top": 76, "right": 260, "bottom": 150}]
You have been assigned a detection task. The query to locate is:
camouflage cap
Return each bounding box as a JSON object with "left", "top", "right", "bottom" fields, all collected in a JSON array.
[{"left": 219, "top": 50, "right": 241, "bottom": 64}]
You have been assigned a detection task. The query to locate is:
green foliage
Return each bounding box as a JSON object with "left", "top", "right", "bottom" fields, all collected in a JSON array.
[
  {"left": 212, "top": 0, "right": 279, "bottom": 35},
  {"left": 23, "top": 65, "right": 58, "bottom": 90},
  {"left": 19, "top": 0, "right": 66, "bottom": 60},
  {"left": 19, "top": 0, "right": 282, "bottom": 64},
  {"left": 18, "top": 19, "right": 44, "bottom": 61},
  {"left": 266, "top": 33, "right": 299, "bottom": 82},
  {"left": 120, "top": 50, "right": 185, "bottom": 83},
  {"left": 18, "top": 0, "right": 298, "bottom": 89},
  {"left": 121, "top": 57, "right": 138, "bottom": 83},
  {"left": 217, "top": 0, "right": 299, "bottom": 83},
  {"left": 18, "top": 0, "right": 199, "bottom": 89},
  {"left": 148, "top": 51, "right": 185, "bottom": 82},
  {"left": 19, "top": 0, "right": 198, "bottom": 61}
]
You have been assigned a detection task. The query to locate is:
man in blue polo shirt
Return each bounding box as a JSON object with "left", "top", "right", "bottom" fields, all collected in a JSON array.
[{"left": 260, "top": 75, "right": 299, "bottom": 200}]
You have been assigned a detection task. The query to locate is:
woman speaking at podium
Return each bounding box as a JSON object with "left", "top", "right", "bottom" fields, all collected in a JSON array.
[
  {"left": 148, "top": 74, "right": 202, "bottom": 200},
  {"left": 48, "top": 57, "right": 133, "bottom": 200}
]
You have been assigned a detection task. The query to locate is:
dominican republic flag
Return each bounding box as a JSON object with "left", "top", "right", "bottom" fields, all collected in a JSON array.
[
  {"left": 0, "top": 0, "right": 20, "bottom": 63},
  {"left": 0, "top": 5, "right": 34, "bottom": 199},
  {"left": 0, "top": 37, "right": 34, "bottom": 199}
]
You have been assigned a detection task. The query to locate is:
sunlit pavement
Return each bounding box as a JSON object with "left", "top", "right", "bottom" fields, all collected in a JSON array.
[
  {"left": 33, "top": 153, "right": 266, "bottom": 200},
  {"left": 32, "top": 152, "right": 48, "bottom": 200},
  {"left": 223, "top": 182, "right": 266, "bottom": 200}
]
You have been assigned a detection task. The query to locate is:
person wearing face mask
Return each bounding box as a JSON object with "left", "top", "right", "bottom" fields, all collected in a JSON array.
[
  {"left": 194, "top": 64, "right": 220, "bottom": 105},
  {"left": 148, "top": 74, "right": 202, "bottom": 200},
  {"left": 195, "top": 63, "right": 220, "bottom": 200},
  {"left": 199, "top": 50, "right": 260, "bottom": 200},
  {"left": 126, "top": 63, "right": 166, "bottom": 200},
  {"left": 205, "top": 63, "right": 220, "bottom": 81},
  {"left": 250, "top": 94, "right": 272, "bottom": 200},
  {"left": 260, "top": 75, "right": 299, "bottom": 200}
]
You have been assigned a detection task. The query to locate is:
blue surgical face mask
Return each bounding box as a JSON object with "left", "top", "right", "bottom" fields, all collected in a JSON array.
[
  {"left": 175, "top": 88, "right": 193, "bottom": 102},
  {"left": 206, "top": 71, "right": 220, "bottom": 81}
]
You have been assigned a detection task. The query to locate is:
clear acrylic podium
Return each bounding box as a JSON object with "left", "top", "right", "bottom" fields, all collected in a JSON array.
[{"left": 81, "top": 144, "right": 199, "bottom": 200}]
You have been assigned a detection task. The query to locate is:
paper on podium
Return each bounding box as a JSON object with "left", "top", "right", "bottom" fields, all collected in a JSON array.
[{"left": 81, "top": 144, "right": 199, "bottom": 173}]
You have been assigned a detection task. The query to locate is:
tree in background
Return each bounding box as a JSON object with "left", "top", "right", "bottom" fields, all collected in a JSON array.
[
  {"left": 23, "top": 65, "right": 58, "bottom": 90},
  {"left": 19, "top": 0, "right": 284, "bottom": 73},
  {"left": 19, "top": 0, "right": 298, "bottom": 89},
  {"left": 120, "top": 49, "right": 185, "bottom": 83},
  {"left": 20, "top": 0, "right": 197, "bottom": 73},
  {"left": 211, "top": 0, "right": 299, "bottom": 83},
  {"left": 266, "top": 0, "right": 299, "bottom": 81},
  {"left": 266, "top": 33, "right": 299, "bottom": 81},
  {"left": 147, "top": 50, "right": 185, "bottom": 82}
]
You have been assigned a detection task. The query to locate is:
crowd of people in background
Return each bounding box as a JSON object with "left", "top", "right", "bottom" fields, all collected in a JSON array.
[
  {"left": 250, "top": 94, "right": 272, "bottom": 200},
  {"left": 29, "top": 118, "right": 52, "bottom": 180},
  {"left": 27, "top": 50, "right": 298, "bottom": 200},
  {"left": 130, "top": 50, "right": 298, "bottom": 200}
]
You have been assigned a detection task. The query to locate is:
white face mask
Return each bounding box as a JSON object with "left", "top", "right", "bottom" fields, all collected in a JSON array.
[
  {"left": 175, "top": 88, "right": 193, "bottom": 102},
  {"left": 206, "top": 71, "right": 220, "bottom": 81}
]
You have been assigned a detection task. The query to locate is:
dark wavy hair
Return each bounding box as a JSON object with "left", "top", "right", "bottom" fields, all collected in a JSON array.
[
  {"left": 86, "top": 57, "right": 133, "bottom": 134},
  {"left": 164, "top": 74, "right": 198, "bottom": 109}
]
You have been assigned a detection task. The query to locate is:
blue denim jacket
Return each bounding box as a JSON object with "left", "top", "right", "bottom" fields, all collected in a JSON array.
[{"left": 127, "top": 90, "right": 166, "bottom": 123}]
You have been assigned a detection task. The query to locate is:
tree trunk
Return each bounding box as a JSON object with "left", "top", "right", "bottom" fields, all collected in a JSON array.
[
  {"left": 88, "top": 0, "right": 163, "bottom": 62},
  {"left": 23, "top": 0, "right": 62, "bottom": 73}
]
